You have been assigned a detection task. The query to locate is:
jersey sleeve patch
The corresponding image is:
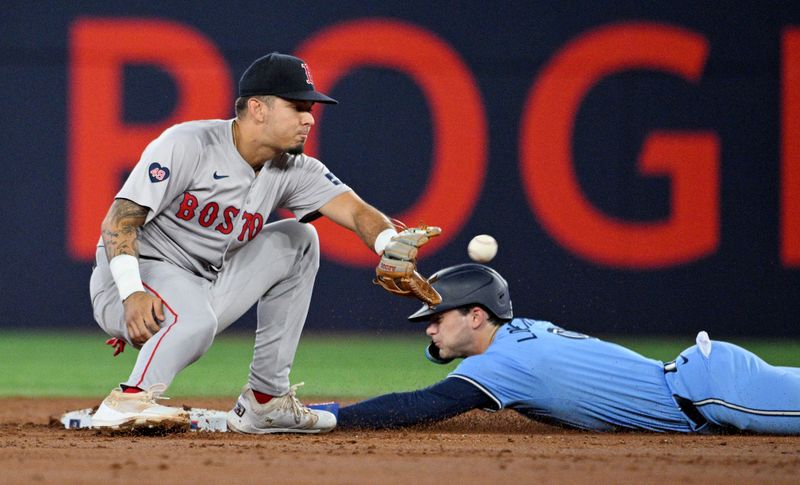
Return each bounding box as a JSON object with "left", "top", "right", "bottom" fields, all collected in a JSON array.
[
  {"left": 449, "top": 374, "right": 503, "bottom": 411},
  {"left": 148, "top": 162, "right": 170, "bottom": 183},
  {"left": 324, "top": 172, "right": 341, "bottom": 185}
]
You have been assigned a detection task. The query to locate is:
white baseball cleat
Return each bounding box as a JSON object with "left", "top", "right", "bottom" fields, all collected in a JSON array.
[
  {"left": 227, "top": 382, "right": 336, "bottom": 434},
  {"left": 91, "top": 383, "right": 190, "bottom": 432}
]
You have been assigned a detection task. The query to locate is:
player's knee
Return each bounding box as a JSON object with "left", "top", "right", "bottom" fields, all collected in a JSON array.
[
  {"left": 286, "top": 220, "right": 320, "bottom": 263},
  {"left": 302, "top": 226, "right": 320, "bottom": 270},
  {"left": 199, "top": 313, "right": 220, "bottom": 337},
  {"left": 292, "top": 219, "right": 319, "bottom": 245},
  {"left": 301, "top": 223, "right": 319, "bottom": 256},
  {"left": 182, "top": 311, "right": 219, "bottom": 347},
  {"left": 265, "top": 219, "right": 320, "bottom": 272}
]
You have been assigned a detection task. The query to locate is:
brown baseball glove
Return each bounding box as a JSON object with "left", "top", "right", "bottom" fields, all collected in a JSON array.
[{"left": 374, "top": 225, "right": 442, "bottom": 305}]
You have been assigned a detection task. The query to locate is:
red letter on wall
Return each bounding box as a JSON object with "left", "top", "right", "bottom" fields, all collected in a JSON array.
[
  {"left": 68, "top": 18, "right": 231, "bottom": 260},
  {"left": 782, "top": 28, "right": 800, "bottom": 267},
  {"left": 295, "top": 19, "right": 487, "bottom": 267},
  {"left": 520, "top": 23, "right": 719, "bottom": 268}
]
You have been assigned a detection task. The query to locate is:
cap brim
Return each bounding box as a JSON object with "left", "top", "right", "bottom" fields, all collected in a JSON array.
[{"left": 279, "top": 90, "right": 338, "bottom": 104}]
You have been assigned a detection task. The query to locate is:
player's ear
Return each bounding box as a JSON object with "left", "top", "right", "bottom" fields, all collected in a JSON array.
[
  {"left": 469, "top": 306, "right": 486, "bottom": 329},
  {"left": 248, "top": 97, "right": 268, "bottom": 122}
]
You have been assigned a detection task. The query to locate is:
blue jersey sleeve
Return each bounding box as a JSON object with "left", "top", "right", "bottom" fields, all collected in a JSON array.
[{"left": 337, "top": 377, "right": 496, "bottom": 429}]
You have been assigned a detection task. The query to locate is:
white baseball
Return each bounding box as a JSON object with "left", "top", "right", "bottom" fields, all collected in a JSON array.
[{"left": 467, "top": 234, "right": 498, "bottom": 263}]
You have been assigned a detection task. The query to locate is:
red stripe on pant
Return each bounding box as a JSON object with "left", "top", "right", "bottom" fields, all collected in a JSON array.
[{"left": 134, "top": 283, "right": 179, "bottom": 388}]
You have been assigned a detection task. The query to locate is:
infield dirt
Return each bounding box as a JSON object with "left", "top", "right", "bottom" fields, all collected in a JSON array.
[{"left": 1, "top": 397, "right": 798, "bottom": 484}]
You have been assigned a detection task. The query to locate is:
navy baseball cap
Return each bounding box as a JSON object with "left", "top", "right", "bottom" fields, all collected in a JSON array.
[{"left": 238, "top": 52, "right": 338, "bottom": 104}]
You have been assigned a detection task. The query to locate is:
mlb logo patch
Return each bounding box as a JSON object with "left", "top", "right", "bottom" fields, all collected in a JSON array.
[
  {"left": 148, "top": 162, "right": 170, "bottom": 183},
  {"left": 325, "top": 173, "right": 341, "bottom": 186}
]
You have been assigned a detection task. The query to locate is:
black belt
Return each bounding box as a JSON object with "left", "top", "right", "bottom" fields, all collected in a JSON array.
[
  {"left": 664, "top": 362, "right": 709, "bottom": 428},
  {"left": 672, "top": 395, "right": 709, "bottom": 429}
]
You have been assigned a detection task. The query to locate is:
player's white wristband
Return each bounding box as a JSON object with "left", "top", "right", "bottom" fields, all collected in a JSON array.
[
  {"left": 109, "top": 254, "right": 146, "bottom": 301},
  {"left": 374, "top": 228, "right": 399, "bottom": 254}
]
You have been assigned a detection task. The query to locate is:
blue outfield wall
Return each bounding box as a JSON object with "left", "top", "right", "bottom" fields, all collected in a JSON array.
[{"left": 1, "top": 2, "right": 799, "bottom": 336}]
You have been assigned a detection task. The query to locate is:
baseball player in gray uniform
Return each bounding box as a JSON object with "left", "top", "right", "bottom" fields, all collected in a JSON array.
[{"left": 88, "top": 52, "right": 434, "bottom": 434}]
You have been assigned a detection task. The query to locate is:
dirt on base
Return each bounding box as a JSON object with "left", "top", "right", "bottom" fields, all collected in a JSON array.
[{"left": 1, "top": 397, "right": 798, "bottom": 484}]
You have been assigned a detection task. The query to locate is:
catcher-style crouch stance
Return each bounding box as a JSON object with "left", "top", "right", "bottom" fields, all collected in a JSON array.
[
  {"left": 339, "top": 264, "right": 800, "bottom": 434},
  {"left": 89, "top": 52, "right": 441, "bottom": 433}
]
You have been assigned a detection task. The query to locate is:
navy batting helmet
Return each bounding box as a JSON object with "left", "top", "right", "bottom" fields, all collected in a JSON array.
[{"left": 408, "top": 263, "right": 513, "bottom": 322}]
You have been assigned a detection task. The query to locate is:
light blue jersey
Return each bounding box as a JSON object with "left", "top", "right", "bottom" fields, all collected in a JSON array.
[
  {"left": 450, "top": 319, "right": 800, "bottom": 434},
  {"left": 451, "top": 319, "right": 691, "bottom": 432}
]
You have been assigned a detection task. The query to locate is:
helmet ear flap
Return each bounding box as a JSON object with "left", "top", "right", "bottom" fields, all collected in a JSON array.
[{"left": 424, "top": 341, "right": 454, "bottom": 365}]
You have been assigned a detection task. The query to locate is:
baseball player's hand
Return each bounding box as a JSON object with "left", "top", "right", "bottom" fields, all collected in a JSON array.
[
  {"left": 374, "top": 225, "right": 442, "bottom": 305},
  {"left": 122, "top": 291, "right": 165, "bottom": 346}
]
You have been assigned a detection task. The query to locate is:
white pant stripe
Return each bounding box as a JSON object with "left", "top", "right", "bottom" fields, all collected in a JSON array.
[{"left": 694, "top": 398, "right": 800, "bottom": 416}]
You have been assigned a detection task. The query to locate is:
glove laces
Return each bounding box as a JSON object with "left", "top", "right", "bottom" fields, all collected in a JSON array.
[{"left": 390, "top": 218, "right": 408, "bottom": 230}]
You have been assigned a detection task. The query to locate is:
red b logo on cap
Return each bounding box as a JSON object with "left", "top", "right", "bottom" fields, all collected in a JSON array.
[{"left": 300, "top": 62, "right": 314, "bottom": 85}]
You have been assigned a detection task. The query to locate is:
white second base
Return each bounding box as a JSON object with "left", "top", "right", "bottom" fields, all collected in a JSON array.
[{"left": 59, "top": 408, "right": 229, "bottom": 432}]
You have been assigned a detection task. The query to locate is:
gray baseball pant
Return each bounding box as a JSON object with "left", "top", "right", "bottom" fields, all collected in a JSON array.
[{"left": 89, "top": 219, "right": 320, "bottom": 396}]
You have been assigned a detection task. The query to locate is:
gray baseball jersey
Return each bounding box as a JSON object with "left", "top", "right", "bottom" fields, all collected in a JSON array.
[
  {"left": 114, "top": 119, "right": 349, "bottom": 279},
  {"left": 91, "top": 118, "right": 351, "bottom": 394}
]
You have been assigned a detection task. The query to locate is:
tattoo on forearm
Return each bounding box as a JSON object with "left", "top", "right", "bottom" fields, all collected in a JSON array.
[{"left": 101, "top": 199, "right": 148, "bottom": 260}]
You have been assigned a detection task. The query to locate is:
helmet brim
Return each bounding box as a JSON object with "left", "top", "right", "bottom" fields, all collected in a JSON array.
[{"left": 408, "top": 301, "right": 459, "bottom": 322}]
